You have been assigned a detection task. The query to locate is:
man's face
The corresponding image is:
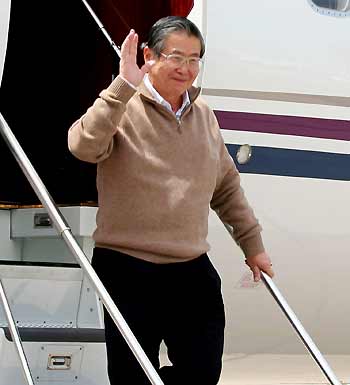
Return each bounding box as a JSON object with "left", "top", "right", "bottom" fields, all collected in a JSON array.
[{"left": 145, "top": 32, "right": 202, "bottom": 101}]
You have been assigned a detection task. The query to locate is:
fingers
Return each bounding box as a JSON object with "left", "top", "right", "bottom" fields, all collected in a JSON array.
[
  {"left": 252, "top": 265, "right": 261, "bottom": 282},
  {"left": 130, "top": 32, "right": 138, "bottom": 59},
  {"left": 121, "top": 29, "right": 138, "bottom": 61},
  {"left": 121, "top": 29, "right": 132, "bottom": 56},
  {"left": 245, "top": 253, "right": 275, "bottom": 282},
  {"left": 256, "top": 259, "right": 274, "bottom": 279},
  {"left": 263, "top": 264, "right": 275, "bottom": 279},
  {"left": 245, "top": 259, "right": 260, "bottom": 282}
]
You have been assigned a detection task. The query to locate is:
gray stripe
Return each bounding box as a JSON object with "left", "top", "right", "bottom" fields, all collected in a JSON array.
[{"left": 201, "top": 88, "right": 350, "bottom": 107}]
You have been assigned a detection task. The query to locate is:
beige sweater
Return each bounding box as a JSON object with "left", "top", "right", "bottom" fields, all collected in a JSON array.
[{"left": 68, "top": 76, "right": 264, "bottom": 263}]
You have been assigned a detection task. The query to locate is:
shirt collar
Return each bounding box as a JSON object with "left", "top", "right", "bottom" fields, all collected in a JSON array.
[{"left": 144, "top": 74, "right": 190, "bottom": 120}]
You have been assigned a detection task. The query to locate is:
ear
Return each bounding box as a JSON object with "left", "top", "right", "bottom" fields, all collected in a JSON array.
[{"left": 143, "top": 46, "right": 155, "bottom": 63}]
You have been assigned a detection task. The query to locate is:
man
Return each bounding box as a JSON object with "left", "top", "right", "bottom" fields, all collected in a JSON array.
[{"left": 68, "top": 16, "right": 274, "bottom": 385}]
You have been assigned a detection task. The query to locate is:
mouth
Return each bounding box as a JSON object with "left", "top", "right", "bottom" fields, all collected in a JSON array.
[{"left": 172, "top": 78, "right": 187, "bottom": 83}]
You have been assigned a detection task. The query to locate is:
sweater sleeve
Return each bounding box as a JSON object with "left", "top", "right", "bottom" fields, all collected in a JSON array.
[
  {"left": 68, "top": 75, "right": 136, "bottom": 163},
  {"left": 210, "top": 118, "right": 265, "bottom": 258}
]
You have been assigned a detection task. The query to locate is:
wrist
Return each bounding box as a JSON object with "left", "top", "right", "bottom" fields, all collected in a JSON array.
[{"left": 119, "top": 75, "right": 138, "bottom": 90}]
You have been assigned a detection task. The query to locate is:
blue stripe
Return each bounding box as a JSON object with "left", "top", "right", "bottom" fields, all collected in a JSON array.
[{"left": 226, "top": 144, "right": 350, "bottom": 181}]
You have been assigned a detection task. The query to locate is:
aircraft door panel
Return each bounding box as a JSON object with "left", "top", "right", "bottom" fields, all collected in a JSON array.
[
  {"left": 0, "top": 0, "right": 196, "bottom": 206},
  {"left": 0, "top": 0, "right": 10, "bottom": 86}
]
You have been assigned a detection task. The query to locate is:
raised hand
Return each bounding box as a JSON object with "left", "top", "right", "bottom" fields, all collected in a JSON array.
[{"left": 119, "top": 30, "right": 154, "bottom": 87}]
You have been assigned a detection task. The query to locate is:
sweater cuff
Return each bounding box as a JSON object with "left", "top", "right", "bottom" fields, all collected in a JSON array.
[
  {"left": 107, "top": 75, "right": 137, "bottom": 104},
  {"left": 239, "top": 232, "right": 265, "bottom": 258},
  {"left": 119, "top": 75, "right": 138, "bottom": 90}
]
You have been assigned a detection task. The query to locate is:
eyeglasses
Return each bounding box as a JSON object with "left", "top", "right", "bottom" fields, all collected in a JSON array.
[{"left": 160, "top": 52, "right": 203, "bottom": 69}]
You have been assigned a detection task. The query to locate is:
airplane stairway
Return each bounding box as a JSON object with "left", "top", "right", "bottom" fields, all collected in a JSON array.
[{"left": 0, "top": 207, "right": 109, "bottom": 385}]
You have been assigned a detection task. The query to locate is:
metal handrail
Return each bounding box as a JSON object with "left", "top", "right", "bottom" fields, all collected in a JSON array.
[
  {"left": 224, "top": 223, "right": 341, "bottom": 385},
  {"left": 0, "top": 113, "right": 164, "bottom": 385},
  {"left": 81, "top": 0, "right": 121, "bottom": 57},
  {"left": 261, "top": 272, "right": 341, "bottom": 385},
  {"left": 0, "top": 279, "right": 35, "bottom": 385}
]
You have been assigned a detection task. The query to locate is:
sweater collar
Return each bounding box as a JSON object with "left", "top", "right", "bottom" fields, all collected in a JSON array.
[{"left": 143, "top": 74, "right": 190, "bottom": 119}]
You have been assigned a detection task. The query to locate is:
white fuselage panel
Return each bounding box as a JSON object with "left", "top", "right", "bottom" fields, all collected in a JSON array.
[{"left": 203, "top": 0, "right": 350, "bottom": 99}]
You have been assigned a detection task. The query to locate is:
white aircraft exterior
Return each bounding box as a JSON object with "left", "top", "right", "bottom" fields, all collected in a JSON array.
[{"left": 0, "top": 1, "right": 349, "bottom": 384}]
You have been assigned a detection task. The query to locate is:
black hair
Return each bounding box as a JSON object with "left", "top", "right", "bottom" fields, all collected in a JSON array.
[{"left": 142, "top": 16, "right": 205, "bottom": 58}]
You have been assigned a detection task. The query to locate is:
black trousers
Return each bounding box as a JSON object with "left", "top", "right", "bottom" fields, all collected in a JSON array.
[{"left": 92, "top": 247, "right": 225, "bottom": 385}]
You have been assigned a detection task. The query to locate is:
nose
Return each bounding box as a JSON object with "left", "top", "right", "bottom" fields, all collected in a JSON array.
[
  {"left": 179, "top": 58, "right": 193, "bottom": 69},
  {"left": 175, "top": 65, "right": 188, "bottom": 75},
  {"left": 176, "top": 61, "right": 195, "bottom": 75}
]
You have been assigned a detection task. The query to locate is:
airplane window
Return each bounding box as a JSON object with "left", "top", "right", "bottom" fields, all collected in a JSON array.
[
  {"left": 313, "top": 0, "right": 338, "bottom": 9},
  {"left": 309, "top": 0, "right": 350, "bottom": 14}
]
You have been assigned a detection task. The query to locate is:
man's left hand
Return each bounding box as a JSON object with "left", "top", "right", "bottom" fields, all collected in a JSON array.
[{"left": 245, "top": 252, "right": 274, "bottom": 282}]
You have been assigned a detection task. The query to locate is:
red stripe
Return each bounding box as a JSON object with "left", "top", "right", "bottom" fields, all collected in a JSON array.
[{"left": 214, "top": 110, "right": 350, "bottom": 141}]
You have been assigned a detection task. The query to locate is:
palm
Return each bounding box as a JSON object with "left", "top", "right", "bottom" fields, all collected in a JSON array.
[{"left": 120, "top": 30, "right": 152, "bottom": 87}]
